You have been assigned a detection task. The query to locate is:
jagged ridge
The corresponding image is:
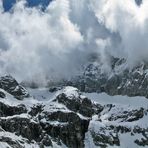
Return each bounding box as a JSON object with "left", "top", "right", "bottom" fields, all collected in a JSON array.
[{"left": 0, "top": 76, "right": 147, "bottom": 147}]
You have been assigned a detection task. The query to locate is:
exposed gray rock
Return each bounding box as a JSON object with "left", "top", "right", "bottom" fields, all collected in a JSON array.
[
  {"left": 0, "top": 91, "right": 5, "bottom": 98},
  {"left": 29, "top": 103, "right": 44, "bottom": 117},
  {"left": 91, "top": 130, "right": 120, "bottom": 147},
  {"left": 108, "top": 107, "right": 145, "bottom": 122},
  {"left": 49, "top": 86, "right": 62, "bottom": 92},
  {"left": 0, "top": 75, "right": 29, "bottom": 100},
  {"left": 54, "top": 91, "right": 103, "bottom": 117},
  {"left": 0, "top": 117, "right": 42, "bottom": 141},
  {"left": 70, "top": 57, "right": 148, "bottom": 98},
  {"left": 41, "top": 111, "right": 89, "bottom": 148},
  {"left": 0, "top": 102, "right": 27, "bottom": 117},
  {"left": 0, "top": 83, "right": 147, "bottom": 148}
]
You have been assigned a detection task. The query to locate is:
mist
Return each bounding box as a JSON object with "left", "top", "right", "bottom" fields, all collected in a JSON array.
[{"left": 0, "top": 0, "right": 148, "bottom": 85}]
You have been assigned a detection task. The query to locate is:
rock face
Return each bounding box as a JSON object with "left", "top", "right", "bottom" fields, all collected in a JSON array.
[
  {"left": 0, "top": 75, "right": 29, "bottom": 100},
  {"left": 0, "top": 102, "right": 27, "bottom": 117},
  {"left": 0, "top": 77, "right": 101, "bottom": 147},
  {"left": 39, "top": 87, "right": 95, "bottom": 148},
  {"left": 87, "top": 105, "right": 148, "bottom": 148},
  {"left": 71, "top": 57, "right": 148, "bottom": 98},
  {"left": 54, "top": 87, "right": 103, "bottom": 117},
  {"left": 0, "top": 75, "right": 148, "bottom": 147}
]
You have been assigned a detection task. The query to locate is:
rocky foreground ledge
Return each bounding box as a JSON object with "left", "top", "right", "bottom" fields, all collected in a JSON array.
[{"left": 0, "top": 76, "right": 148, "bottom": 148}]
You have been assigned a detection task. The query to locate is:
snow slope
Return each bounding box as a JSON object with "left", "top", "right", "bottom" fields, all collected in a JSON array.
[{"left": 0, "top": 83, "right": 148, "bottom": 147}]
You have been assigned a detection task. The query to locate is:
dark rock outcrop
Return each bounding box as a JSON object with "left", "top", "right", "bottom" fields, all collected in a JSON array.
[
  {"left": 0, "top": 102, "right": 27, "bottom": 117},
  {"left": 0, "top": 75, "right": 29, "bottom": 100},
  {"left": 108, "top": 107, "right": 145, "bottom": 122},
  {"left": 41, "top": 111, "right": 89, "bottom": 148},
  {"left": 91, "top": 130, "right": 120, "bottom": 147},
  {"left": 0, "top": 117, "right": 42, "bottom": 141},
  {"left": 0, "top": 91, "right": 5, "bottom": 98},
  {"left": 54, "top": 91, "right": 103, "bottom": 117}
]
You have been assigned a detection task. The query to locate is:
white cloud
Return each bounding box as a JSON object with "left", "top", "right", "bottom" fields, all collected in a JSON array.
[
  {"left": 0, "top": 0, "right": 148, "bottom": 85},
  {"left": 0, "top": 0, "right": 83, "bottom": 84},
  {"left": 90, "top": 0, "right": 148, "bottom": 66}
]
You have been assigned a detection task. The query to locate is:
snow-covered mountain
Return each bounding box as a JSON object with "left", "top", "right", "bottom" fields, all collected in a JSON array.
[
  {"left": 0, "top": 75, "right": 148, "bottom": 148},
  {"left": 0, "top": 0, "right": 148, "bottom": 147},
  {"left": 69, "top": 57, "right": 148, "bottom": 99}
]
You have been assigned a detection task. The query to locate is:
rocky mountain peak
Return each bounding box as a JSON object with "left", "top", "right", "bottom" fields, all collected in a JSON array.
[{"left": 0, "top": 75, "right": 147, "bottom": 147}]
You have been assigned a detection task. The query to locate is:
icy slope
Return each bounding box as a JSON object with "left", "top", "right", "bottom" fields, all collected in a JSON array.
[{"left": 84, "top": 92, "right": 148, "bottom": 147}]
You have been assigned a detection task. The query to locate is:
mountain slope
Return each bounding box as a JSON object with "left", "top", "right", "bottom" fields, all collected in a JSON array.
[
  {"left": 0, "top": 75, "right": 148, "bottom": 147},
  {"left": 70, "top": 57, "right": 148, "bottom": 99}
]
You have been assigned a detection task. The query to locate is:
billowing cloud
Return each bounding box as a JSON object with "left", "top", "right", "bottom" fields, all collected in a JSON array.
[
  {"left": 90, "top": 0, "right": 148, "bottom": 66},
  {"left": 0, "top": 0, "right": 148, "bottom": 85},
  {"left": 0, "top": 0, "right": 83, "bottom": 84}
]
